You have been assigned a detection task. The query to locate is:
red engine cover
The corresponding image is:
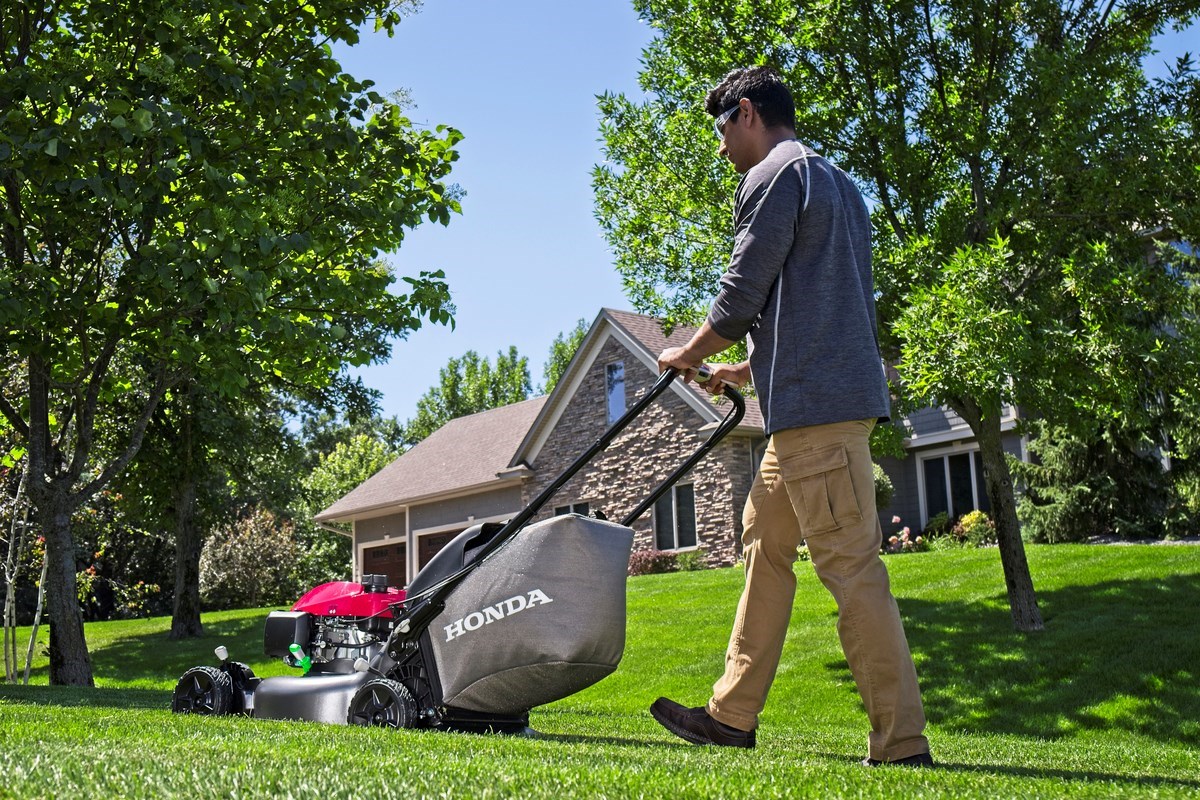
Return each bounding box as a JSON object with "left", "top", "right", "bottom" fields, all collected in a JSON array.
[{"left": 291, "top": 581, "right": 406, "bottom": 619}]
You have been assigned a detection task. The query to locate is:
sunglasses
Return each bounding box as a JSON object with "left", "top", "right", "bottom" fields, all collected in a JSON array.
[{"left": 714, "top": 104, "right": 740, "bottom": 138}]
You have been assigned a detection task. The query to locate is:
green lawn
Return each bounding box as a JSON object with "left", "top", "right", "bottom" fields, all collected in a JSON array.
[{"left": 1, "top": 544, "right": 1198, "bottom": 799}]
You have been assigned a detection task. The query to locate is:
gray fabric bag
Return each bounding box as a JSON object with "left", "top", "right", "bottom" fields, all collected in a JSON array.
[{"left": 427, "top": 513, "right": 634, "bottom": 713}]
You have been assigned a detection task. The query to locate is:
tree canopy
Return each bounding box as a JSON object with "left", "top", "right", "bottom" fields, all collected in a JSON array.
[
  {"left": 595, "top": 0, "right": 1200, "bottom": 630},
  {"left": 1, "top": 0, "right": 462, "bottom": 683},
  {"left": 402, "top": 347, "right": 532, "bottom": 446}
]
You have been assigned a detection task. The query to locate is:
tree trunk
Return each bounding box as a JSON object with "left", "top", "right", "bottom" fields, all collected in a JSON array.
[
  {"left": 169, "top": 476, "right": 204, "bottom": 639},
  {"left": 952, "top": 397, "right": 1044, "bottom": 632},
  {"left": 42, "top": 495, "right": 94, "bottom": 686}
]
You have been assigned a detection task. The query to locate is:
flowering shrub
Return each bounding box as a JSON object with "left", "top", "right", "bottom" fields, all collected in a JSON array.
[
  {"left": 951, "top": 510, "right": 996, "bottom": 547},
  {"left": 883, "top": 516, "right": 926, "bottom": 554},
  {"left": 628, "top": 549, "right": 678, "bottom": 576}
]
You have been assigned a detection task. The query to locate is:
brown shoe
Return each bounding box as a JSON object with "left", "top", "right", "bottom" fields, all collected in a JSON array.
[
  {"left": 862, "top": 751, "right": 935, "bottom": 768},
  {"left": 649, "top": 697, "right": 756, "bottom": 748}
]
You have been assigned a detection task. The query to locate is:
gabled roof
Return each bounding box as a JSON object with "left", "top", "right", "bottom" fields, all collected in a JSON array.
[
  {"left": 315, "top": 309, "right": 764, "bottom": 524},
  {"left": 315, "top": 395, "right": 548, "bottom": 523},
  {"left": 509, "top": 308, "right": 764, "bottom": 469}
]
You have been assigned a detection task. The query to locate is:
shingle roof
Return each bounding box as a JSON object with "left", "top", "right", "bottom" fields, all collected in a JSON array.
[
  {"left": 315, "top": 309, "right": 765, "bottom": 523},
  {"left": 315, "top": 395, "right": 548, "bottom": 522}
]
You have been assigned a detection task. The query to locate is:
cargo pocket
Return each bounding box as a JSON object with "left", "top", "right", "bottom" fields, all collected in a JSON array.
[{"left": 780, "top": 443, "right": 862, "bottom": 534}]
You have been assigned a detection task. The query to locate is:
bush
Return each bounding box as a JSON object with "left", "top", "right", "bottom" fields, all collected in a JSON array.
[
  {"left": 200, "top": 506, "right": 300, "bottom": 610},
  {"left": 882, "top": 516, "right": 926, "bottom": 554},
  {"left": 628, "top": 549, "right": 678, "bottom": 576},
  {"left": 674, "top": 549, "right": 707, "bottom": 571},
  {"left": 923, "top": 511, "right": 952, "bottom": 538},
  {"left": 952, "top": 510, "right": 997, "bottom": 547},
  {"left": 873, "top": 462, "right": 894, "bottom": 510}
]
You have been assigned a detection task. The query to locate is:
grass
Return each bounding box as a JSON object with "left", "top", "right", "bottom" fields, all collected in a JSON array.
[{"left": 1, "top": 544, "right": 1198, "bottom": 798}]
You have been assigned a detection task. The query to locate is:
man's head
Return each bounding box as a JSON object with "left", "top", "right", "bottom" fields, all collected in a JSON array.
[{"left": 706, "top": 66, "right": 797, "bottom": 173}]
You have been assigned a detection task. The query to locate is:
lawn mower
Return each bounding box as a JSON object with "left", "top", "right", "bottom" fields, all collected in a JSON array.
[{"left": 171, "top": 367, "right": 744, "bottom": 733}]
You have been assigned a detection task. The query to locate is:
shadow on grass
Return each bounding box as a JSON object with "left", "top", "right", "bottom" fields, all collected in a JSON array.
[
  {"left": 16, "top": 609, "right": 279, "bottom": 688},
  {"left": 818, "top": 751, "right": 1200, "bottom": 790},
  {"left": 892, "top": 573, "right": 1200, "bottom": 747},
  {"left": 0, "top": 684, "right": 167, "bottom": 709}
]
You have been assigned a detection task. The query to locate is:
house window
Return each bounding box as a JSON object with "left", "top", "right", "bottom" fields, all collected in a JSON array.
[
  {"left": 654, "top": 484, "right": 697, "bottom": 550},
  {"left": 554, "top": 502, "right": 590, "bottom": 517},
  {"left": 606, "top": 362, "right": 625, "bottom": 423},
  {"left": 920, "top": 450, "right": 990, "bottom": 526}
]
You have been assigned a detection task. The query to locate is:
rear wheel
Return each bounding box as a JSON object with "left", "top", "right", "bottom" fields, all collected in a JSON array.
[
  {"left": 347, "top": 678, "right": 417, "bottom": 729},
  {"left": 172, "top": 666, "right": 233, "bottom": 715}
]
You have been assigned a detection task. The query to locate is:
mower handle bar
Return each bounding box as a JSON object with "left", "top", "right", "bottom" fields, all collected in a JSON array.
[{"left": 388, "top": 367, "right": 745, "bottom": 635}]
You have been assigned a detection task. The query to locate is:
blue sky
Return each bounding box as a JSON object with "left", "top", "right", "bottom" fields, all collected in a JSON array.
[{"left": 335, "top": 3, "right": 1195, "bottom": 425}]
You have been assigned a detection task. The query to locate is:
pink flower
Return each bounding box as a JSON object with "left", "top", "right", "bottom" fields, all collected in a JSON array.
[
  {"left": 902, "top": 527, "right": 911, "bottom": 535},
  {"left": 892, "top": 516, "right": 901, "bottom": 524}
]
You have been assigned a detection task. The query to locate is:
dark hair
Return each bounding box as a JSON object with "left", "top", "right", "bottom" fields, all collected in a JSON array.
[{"left": 705, "top": 66, "right": 796, "bottom": 131}]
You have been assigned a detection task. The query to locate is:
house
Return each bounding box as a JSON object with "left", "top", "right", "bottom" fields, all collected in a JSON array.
[
  {"left": 876, "top": 402, "right": 1026, "bottom": 531},
  {"left": 315, "top": 309, "right": 767, "bottom": 586},
  {"left": 317, "top": 308, "right": 1024, "bottom": 584}
]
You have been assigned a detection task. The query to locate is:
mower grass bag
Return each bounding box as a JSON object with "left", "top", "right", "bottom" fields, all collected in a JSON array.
[{"left": 416, "top": 513, "right": 635, "bottom": 714}]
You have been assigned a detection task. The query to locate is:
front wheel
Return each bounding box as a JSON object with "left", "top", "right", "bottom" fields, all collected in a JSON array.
[
  {"left": 347, "top": 678, "right": 417, "bottom": 729},
  {"left": 172, "top": 666, "right": 233, "bottom": 715}
]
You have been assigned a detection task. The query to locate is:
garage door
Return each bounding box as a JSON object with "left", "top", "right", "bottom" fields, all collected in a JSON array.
[
  {"left": 418, "top": 530, "right": 463, "bottom": 570},
  {"left": 362, "top": 543, "right": 407, "bottom": 588}
]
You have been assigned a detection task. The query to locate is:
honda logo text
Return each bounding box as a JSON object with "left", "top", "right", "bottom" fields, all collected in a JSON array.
[{"left": 442, "top": 589, "right": 554, "bottom": 642}]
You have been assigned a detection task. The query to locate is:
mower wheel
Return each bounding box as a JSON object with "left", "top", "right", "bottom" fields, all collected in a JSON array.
[
  {"left": 347, "top": 678, "right": 417, "bottom": 729},
  {"left": 172, "top": 666, "right": 233, "bottom": 715}
]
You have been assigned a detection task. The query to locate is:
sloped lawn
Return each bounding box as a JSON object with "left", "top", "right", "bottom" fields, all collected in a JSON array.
[{"left": 1, "top": 544, "right": 1197, "bottom": 798}]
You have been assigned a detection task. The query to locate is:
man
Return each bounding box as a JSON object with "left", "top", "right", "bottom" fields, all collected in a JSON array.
[{"left": 652, "top": 66, "right": 932, "bottom": 767}]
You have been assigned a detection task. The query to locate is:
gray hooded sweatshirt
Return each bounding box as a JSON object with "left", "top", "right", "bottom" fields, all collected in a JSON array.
[{"left": 707, "top": 140, "right": 890, "bottom": 435}]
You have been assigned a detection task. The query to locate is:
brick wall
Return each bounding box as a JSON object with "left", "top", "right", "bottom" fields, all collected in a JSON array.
[{"left": 522, "top": 338, "right": 756, "bottom": 567}]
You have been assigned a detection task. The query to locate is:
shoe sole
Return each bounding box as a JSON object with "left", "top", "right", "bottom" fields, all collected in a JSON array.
[{"left": 649, "top": 704, "right": 753, "bottom": 748}]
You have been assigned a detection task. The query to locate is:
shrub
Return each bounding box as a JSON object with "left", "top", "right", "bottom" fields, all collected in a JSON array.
[
  {"left": 628, "top": 549, "right": 678, "bottom": 576},
  {"left": 923, "top": 511, "right": 952, "bottom": 538},
  {"left": 882, "top": 516, "right": 926, "bottom": 554},
  {"left": 674, "top": 549, "right": 708, "bottom": 571},
  {"left": 200, "top": 506, "right": 300, "bottom": 610},
  {"left": 873, "top": 462, "right": 894, "bottom": 510},
  {"left": 952, "top": 510, "right": 996, "bottom": 547}
]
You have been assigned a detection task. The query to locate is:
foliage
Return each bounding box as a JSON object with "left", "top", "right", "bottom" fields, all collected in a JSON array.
[
  {"left": 882, "top": 516, "right": 925, "bottom": 554},
  {"left": 540, "top": 318, "right": 590, "bottom": 395},
  {"left": 293, "top": 433, "right": 399, "bottom": 588},
  {"left": 595, "top": 0, "right": 1200, "bottom": 631},
  {"left": 402, "top": 348, "right": 532, "bottom": 445},
  {"left": 71, "top": 490, "right": 171, "bottom": 621},
  {"left": 952, "top": 510, "right": 998, "bottom": 548},
  {"left": 674, "top": 548, "right": 707, "bottom": 571},
  {"left": 0, "top": 0, "right": 463, "bottom": 682},
  {"left": 199, "top": 507, "right": 299, "bottom": 611},
  {"left": 627, "top": 548, "right": 678, "bottom": 576},
  {"left": 923, "top": 512, "right": 953, "bottom": 539},
  {"left": 872, "top": 462, "right": 894, "bottom": 510}
]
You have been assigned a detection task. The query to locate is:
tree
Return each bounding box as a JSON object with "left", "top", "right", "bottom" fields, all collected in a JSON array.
[
  {"left": 595, "top": 1, "right": 1200, "bottom": 630},
  {"left": 540, "top": 318, "right": 589, "bottom": 394},
  {"left": 294, "top": 432, "right": 398, "bottom": 588},
  {"left": 1, "top": 0, "right": 461, "bottom": 684},
  {"left": 402, "top": 348, "right": 531, "bottom": 445}
]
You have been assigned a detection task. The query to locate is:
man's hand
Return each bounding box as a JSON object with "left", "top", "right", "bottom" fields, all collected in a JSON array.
[
  {"left": 695, "top": 361, "right": 751, "bottom": 396},
  {"left": 657, "top": 346, "right": 701, "bottom": 381}
]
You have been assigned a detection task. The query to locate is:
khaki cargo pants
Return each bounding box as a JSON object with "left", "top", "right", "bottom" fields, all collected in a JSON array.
[{"left": 707, "top": 419, "right": 929, "bottom": 761}]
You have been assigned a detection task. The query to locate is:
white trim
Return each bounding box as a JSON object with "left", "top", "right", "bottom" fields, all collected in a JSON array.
[
  {"left": 513, "top": 316, "right": 719, "bottom": 467},
  {"left": 653, "top": 482, "right": 697, "bottom": 551},
  {"left": 356, "top": 531, "right": 406, "bottom": 586},
  {"left": 901, "top": 405, "right": 1020, "bottom": 450},
  {"left": 914, "top": 443, "right": 988, "bottom": 528}
]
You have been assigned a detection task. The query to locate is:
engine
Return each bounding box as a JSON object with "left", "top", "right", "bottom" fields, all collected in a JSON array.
[{"left": 264, "top": 574, "right": 405, "bottom": 673}]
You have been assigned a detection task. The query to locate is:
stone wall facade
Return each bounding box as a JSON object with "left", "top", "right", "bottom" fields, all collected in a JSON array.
[{"left": 521, "top": 337, "right": 760, "bottom": 567}]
